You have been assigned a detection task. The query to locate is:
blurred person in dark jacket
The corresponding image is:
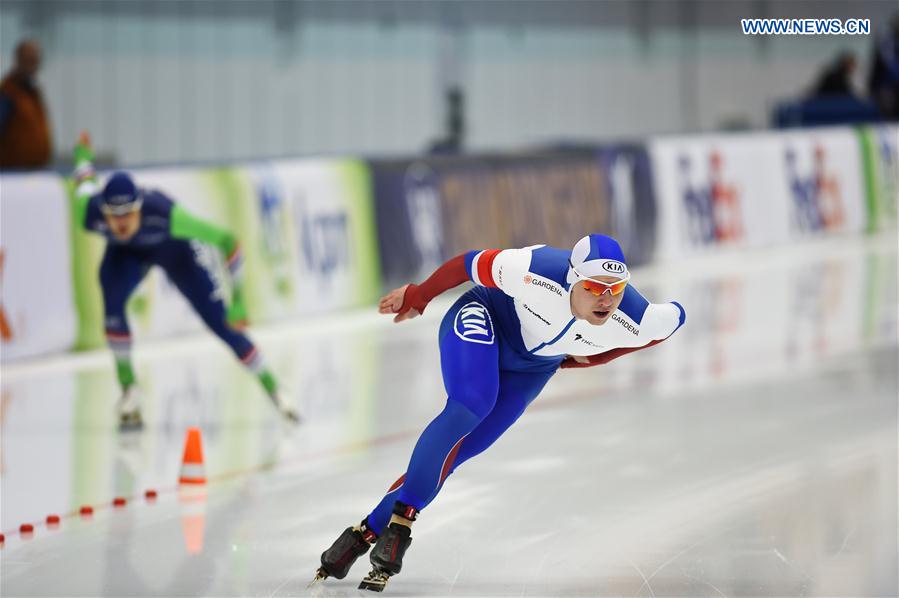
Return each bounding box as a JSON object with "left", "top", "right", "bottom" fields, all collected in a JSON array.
[
  {"left": 868, "top": 14, "right": 899, "bottom": 118},
  {"left": 0, "top": 39, "right": 52, "bottom": 169},
  {"left": 811, "top": 51, "right": 859, "bottom": 98}
]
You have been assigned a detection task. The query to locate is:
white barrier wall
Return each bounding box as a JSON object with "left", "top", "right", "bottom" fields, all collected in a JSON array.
[
  {"left": 650, "top": 127, "right": 870, "bottom": 261},
  {"left": 0, "top": 174, "right": 77, "bottom": 360},
  {"left": 779, "top": 128, "right": 868, "bottom": 238}
]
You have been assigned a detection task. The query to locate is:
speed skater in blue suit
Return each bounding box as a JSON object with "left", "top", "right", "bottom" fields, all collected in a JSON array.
[
  {"left": 312, "top": 234, "right": 686, "bottom": 592},
  {"left": 70, "top": 133, "right": 298, "bottom": 429}
]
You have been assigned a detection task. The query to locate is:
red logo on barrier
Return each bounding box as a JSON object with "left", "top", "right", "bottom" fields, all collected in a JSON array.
[
  {"left": 708, "top": 151, "right": 743, "bottom": 242},
  {"left": 813, "top": 146, "right": 845, "bottom": 230},
  {"left": 679, "top": 149, "right": 744, "bottom": 246},
  {"left": 785, "top": 144, "right": 845, "bottom": 232}
]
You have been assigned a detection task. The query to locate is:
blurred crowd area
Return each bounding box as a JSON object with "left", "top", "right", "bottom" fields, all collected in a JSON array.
[{"left": 0, "top": 0, "right": 897, "bottom": 170}]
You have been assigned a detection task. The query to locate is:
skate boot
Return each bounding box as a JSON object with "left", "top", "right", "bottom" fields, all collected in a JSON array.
[
  {"left": 117, "top": 386, "right": 143, "bottom": 431},
  {"left": 311, "top": 519, "right": 378, "bottom": 584},
  {"left": 359, "top": 502, "right": 416, "bottom": 592}
]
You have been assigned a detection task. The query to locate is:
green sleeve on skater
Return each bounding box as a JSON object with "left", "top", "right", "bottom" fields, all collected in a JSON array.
[
  {"left": 169, "top": 206, "right": 239, "bottom": 257},
  {"left": 169, "top": 206, "right": 248, "bottom": 327}
]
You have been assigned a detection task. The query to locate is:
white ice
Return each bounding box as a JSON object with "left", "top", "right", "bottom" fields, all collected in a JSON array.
[{"left": 1, "top": 236, "right": 896, "bottom": 597}]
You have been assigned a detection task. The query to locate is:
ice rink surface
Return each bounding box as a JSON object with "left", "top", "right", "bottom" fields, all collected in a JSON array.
[{"left": 1, "top": 236, "right": 897, "bottom": 598}]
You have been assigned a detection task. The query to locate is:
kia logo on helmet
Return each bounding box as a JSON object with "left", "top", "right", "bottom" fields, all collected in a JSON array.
[{"left": 602, "top": 261, "right": 625, "bottom": 274}]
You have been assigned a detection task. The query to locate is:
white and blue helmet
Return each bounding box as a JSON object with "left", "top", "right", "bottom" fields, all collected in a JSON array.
[{"left": 566, "top": 234, "right": 628, "bottom": 286}]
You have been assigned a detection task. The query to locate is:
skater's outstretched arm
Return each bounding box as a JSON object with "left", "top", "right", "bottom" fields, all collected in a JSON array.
[
  {"left": 379, "top": 253, "right": 468, "bottom": 322},
  {"left": 169, "top": 207, "right": 248, "bottom": 326},
  {"left": 561, "top": 300, "right": 686, "bottom": 368},
  {"left": 379, "top": 247, "right": 532, "bottom": 322},
  {"left": 71, "top": 132, "right": 97, "bottom": 230},
  {"left": 561, "top": 339, "right": 666, "bottom": 368},
  {"left": 169, "top": 206, "right": 240, "bottom": 263}
]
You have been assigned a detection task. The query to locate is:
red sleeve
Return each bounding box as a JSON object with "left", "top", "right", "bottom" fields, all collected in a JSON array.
[
  {"left": 560, "top": 338, "right": 665, "bottom": 369},
  {"left": 398, "top": 254, "right": 469, "bottom": 315},
  {"left": 472, "top": 249, "right": 501, "bottom": 287}
]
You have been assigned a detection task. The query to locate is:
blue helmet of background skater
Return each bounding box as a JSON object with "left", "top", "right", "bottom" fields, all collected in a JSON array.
[{"left": 101, "top": 171, "right": 143, "bottom": 215}]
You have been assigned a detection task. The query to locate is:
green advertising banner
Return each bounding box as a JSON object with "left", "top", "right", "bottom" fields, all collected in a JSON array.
[
  {"left": 857, "top": 125, "right": 898, "bottom": 233},
  {"left": 239, "top": 158, "right": 382, "bottom": 319}
]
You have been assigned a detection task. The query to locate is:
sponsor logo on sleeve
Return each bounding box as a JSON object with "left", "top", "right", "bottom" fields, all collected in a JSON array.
[
  {"left": 454, "top": 302, "right": 495, "bottom": 344},
  {"left": 523, "top": 274, "right": 563, "bottom": 296},
  {"left": 523, "top": 303, "right": 552, "bottom": 326},
  {"left": 573, "top": 333, "right": 601, "bottom": 348},
  {"left": 611, "top": 313, "right": 639, "bottom": 336}
]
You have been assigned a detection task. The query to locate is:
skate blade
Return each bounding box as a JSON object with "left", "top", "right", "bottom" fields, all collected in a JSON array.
[
  {"left": 358, "top": 571, "right": 389, "bottom": 592},
  {"left": 307, "top": 568, "right": 328, "bottom": 588}
]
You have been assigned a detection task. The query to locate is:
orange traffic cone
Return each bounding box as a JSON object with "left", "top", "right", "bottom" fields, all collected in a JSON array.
[{"left": 179, "top": 427, "right": 206, "bottom": 485}]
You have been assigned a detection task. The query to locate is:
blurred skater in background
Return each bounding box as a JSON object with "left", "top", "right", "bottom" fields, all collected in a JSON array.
[{"left": 71, "top": 133, "right": 298, "bottom": 429}]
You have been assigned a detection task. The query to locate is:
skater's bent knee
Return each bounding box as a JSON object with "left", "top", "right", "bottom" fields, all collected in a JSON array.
[{"left": 446, "top": 392, "right": 495, "bottom": 422}]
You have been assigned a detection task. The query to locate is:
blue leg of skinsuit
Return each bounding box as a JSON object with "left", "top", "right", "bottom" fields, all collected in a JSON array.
[
  {"left": 100, "top": 246, "right": 150, "bottom": 358},
  {"left": 157, "top": 241, "right": 257, "bottom": 364},
  {"left": 364, "top": 293, "right": 556, "bottom": 535}
]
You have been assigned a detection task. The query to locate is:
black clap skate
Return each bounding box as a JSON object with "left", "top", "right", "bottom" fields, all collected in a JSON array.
[
  {"left": 310, "top": 519, "right": 377, "bottom": 584},
  {"left": 358, "top": 502, "right": 417, "bottom": 592}
]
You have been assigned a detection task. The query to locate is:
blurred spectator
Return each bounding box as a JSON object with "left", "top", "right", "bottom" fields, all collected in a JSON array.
[
  {"left": 0, "top": 39, "right": 52, "bottom": 169},
  {"left": 867, "top": 14, "right": 899, "bottom": 119},
  {"left": 811, "top": 51, "right": 859, "bottom": 98}
]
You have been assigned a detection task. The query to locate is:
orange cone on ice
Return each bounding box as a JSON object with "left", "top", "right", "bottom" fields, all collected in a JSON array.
[{"left": 179, "top": 427, "right": 206, "bottom": 485}]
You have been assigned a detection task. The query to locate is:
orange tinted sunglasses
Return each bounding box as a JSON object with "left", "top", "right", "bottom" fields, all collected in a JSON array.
[{"left": 580, "top": 275, "right": 630, "bottom": 297}]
